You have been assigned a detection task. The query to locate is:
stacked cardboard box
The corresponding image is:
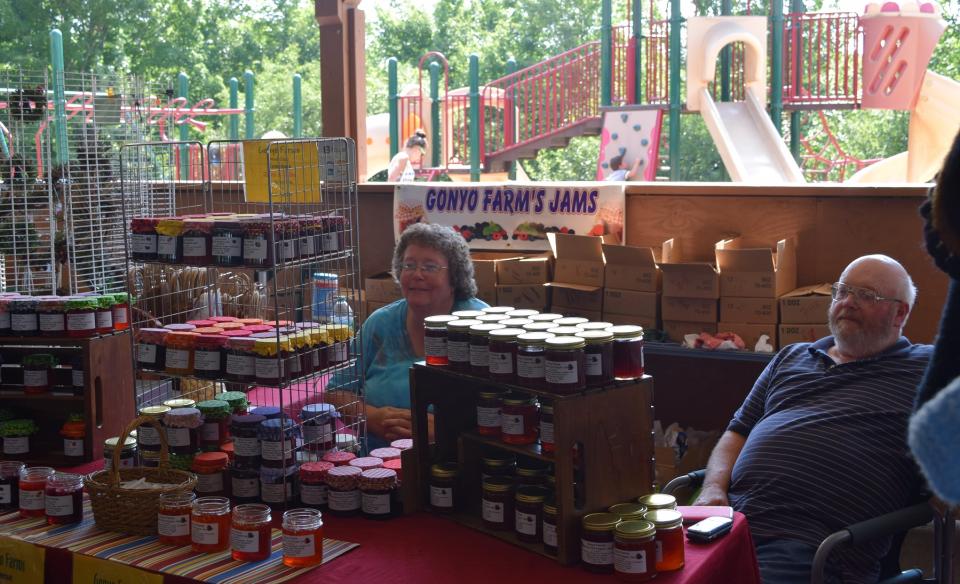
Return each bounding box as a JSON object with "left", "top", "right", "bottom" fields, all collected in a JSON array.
[
  {"left": 601, "top": 243, "right": 663, "bottom": 329},
  {"left": 471, "top": 252, "right": 525, "bottom": 306},
  {"left": 715, "top": 238, "right": 796, "bottom": 351},
  {"left": 364, "top": 272, "right": 402, "bottom": 320},
  {"left": 660, "top": 239, "right": 719, "bottom": 342},
  {"left": 779, "top": 283, "right": 833, "bottom": 346},
  {"left": 496, "top": 255, "right": 551, "bottom": 310},
  {"left": 544, "top": 233, "right": 605, "bottom": 320}
]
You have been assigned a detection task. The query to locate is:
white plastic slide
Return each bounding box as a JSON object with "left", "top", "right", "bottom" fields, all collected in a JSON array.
[{"left": 698, "top": 88, "right": 806, "bottom": 183}]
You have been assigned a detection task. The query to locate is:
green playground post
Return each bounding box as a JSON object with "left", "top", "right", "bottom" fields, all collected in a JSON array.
[
  {"left": 244, "top": 70, "right": 255, "bottom": 139},
  {"left": 789, "top": 0, "right": 805, "bottom": 161},
  {"left": 668, "top": 0, "right": 682, "bottom": 180},
  {"left": 430, "top": 62, "right": 441, "bottom": 168},
  {"left": 293, "top": 74, "right": 302, "bottom": 138},
  {"left": 469, "top": 54, "right": 480, "bottom": 182},
  {"left": 506, "top": 58, "right": 518, "bottom": 180},
  {"left": 229, "top": 77, "right": 239, "bottom": 140},
  {"left": 49, "top": 30, "right": 68, "bottom": 166},
  {"left": 771, "top": 0, "right": 785, "bottom": 134},
  {"left": 632, "top": 0, "right": 643, "bottom": 103},
  {"left": 721, "top": 0, "right": 732, "bottom": 102},
  {"left": 388, "top": 58, "right": 399, "bottom": 159},
  {"left": 178, "top": 72, "right": 189, "bottom": 173},
  {"left": 601, "top": 0, "right": 612, "bottom": 107}
]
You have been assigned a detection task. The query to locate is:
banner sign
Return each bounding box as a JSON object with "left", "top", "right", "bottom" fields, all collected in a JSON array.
[
  {"left": 242, "top": 139, "right": 351, "bottom": 203},
  {"left": 73, "top": 554, "right": 163, "bottom": 584},
  {"left": 393, "top": 183, "right": 625, "bottom": 250},
  {"left": 0, "top": 537, "right": 45, "bottom": 584}
]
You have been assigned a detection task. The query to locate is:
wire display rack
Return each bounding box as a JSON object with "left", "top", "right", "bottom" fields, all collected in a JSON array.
[{"left": 119, "top": 137, "right": 365, "bottom": 500}]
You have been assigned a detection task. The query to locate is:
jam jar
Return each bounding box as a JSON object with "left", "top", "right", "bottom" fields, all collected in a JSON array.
[
  {"left": 637, "top": 493, "right": 676, "bottom": 511},
  {"left": 181, "top": 219, "right": 215, "bottom": 266},
  {"left": 130, "top": 217, "right": 159, "bottom": 261},
  {"left": 476, "top": 389, "right": 506, "bottom": 437},
  {"left": 544, "top": 336, "right": 586, "bottom": 394},
  {"left": 136, "top": 405, "right": 170, "bottom": 456},
  {"left": 516, "top": 332, "right": 554, "bottom": 390},
  {"left": 582, "top": 512, "right": 622, "bottom": 573},
  {"left": 423, "top": 315, "right": 459, "bottom": 366},
  {"left": 103, "top": 435, "right": 137, "bottom": 471},
  {"left": 60, "top": 416, "right": 86, "bottom": 463},
  {"left": 325, "top": 465, "right": 362, "bottom": 516},
  {"left": 516, "top": 459, "right": 550, "bottom": 487},
  {"left": 231, "top": 503, "right": 272, "bottom": 561},
  {"left": 360, "top": 468, "right": 399, "bottom": 519},
  {"left": 259, "top": 418, "right": 299, "bottom": 469},
  {"left": 242, "top": 218, "right": 274, "bottom": 267},
  {"left": 22, "top": 353, "right": 57, "bottom": 394},
  {"left": 614, "top": 520, "right": 658, "bottom": 581},
  {"left": 253, "top": 338, "right": 286, "bottom": 386},
  {"left": 481, "top": 306, "right": 515, "bottom": 315},
  {"left": 527, "top": 313, "right": 563, "bottom": 324},
  {"left": 611, "top": 325, "right": 645, "bottom": 379},
  {"left": 191, "top": 496, "right": 232, "bottom": 553},
  {"left": 37, "top": 297, "right": 65, "bottom": 336},
  {"left": 193, "top": 334, "right": 227, "bottom": 379},
  {"left": 500, "top": 393, "right": 538, "bottom": 445},
  {"left": 282, "top": 508, "right": 324, "bottom": 568},
  {"left": 576, "top": 329, "right": 615, "bottom": 386},
  {"left": 192, "top": 452, "right": 229, "bottom": 497},
  {"left": 644, "top": 509, "right": 684, "bottom": 572},
  {"left": 0, "top": 297, "right": 12, "bottom": 336},
  {"left": 609, "top": 503, "right": 649, "bottom": 522},
  {"left": 18, "top": 466, "right": 53, "bottom": 518},
  {"left": 259, "top": 465, "right": 298, "bottom": 507},
  {"left": 299, "top": 461, "right": 334, "bottom": 508},
  {"left": 481, "top": 453, "right": 516, "bottom": 480},
  {"left": 156, "top": 218, "right": 184, "bottom": 263},
  {"left": 325, "top": 325, "right": 351, "bottom": 365},
  {"left": 65, "top": 298, "right": 99, "bottom": 338},
  {"left": 231, "top": 466, "right": 261, "bottom": 504},
  {"left": 2, "top": 419, "right": 38, "bottom": 457},
  {"left": 543, "top": 497, "right": 559, "bottom": 554},
  {"left": 111, "top": 293, "right": 131, "bottom": 331},
  {"left": 94, "top": 295, "right": 114, "bottom": 334},
  {"left": 514, "top": 486, "right": 549, "bottom": 543},
  {"left": 468, "top": 323, "right": 506, "bottom": 376},
  {"left": 137, "top": 328, "right": 169, "bottom": 370},
  {"left": 481, "top": 476, "right": 515, "bottom": 531},
  {"left": 162, "top": 407, "right": 202, "bottom": 455},
  {"left": 301, "top": 403, "right": 338, "bottom": 452},
  {"left": 577, "top": 321, "right": 613, "bottom": 331},
  {"left": 506, "top": 309, "right": 539, "bottom": 319},
  {"left": 1, "top": 461, "right": 26, "bottom": 510},
  {"left": 224, "top": 337, "right": 257, "bottom": 383},
  {"left": 197, "top": 400, "right": 231, "bottom": 449},
  {"left": 230, "top": 414, "right": 266, "bottom": 470},
  {"left": 539, "top": 402, "right": 555, "bottom": 453},
  {"left": 487, "top": 328, "right": 526, "bottom": 384},
  {"left": 164, "top": 332, "right": 198, "bottom": 376},
  {"left": 9, "top": 298, "right": 39, "bottom": 335},
  {"left": 211, "top": 220, "right": 244, "bottom": 267},
  {"left": 429, "top": 463, "right": 458, "bottom": 513},
  {"left": 445, "top": 319, "right": 481, "bottom": 373},
  {"left": 499, "top": 318, "right": 533, "bottom": 330},
  {"left": 158, "top": 491, "right": 196, "bottom": 545},
  {"left": 45, "top": 472, "right": 84, "bottom": 525}
]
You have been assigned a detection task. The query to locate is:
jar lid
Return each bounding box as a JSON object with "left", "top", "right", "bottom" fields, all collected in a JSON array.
[
  {"left": 482, "top": 476, "right": 515, "bottom": 493},
  {"left": 301, "top": 403, "right": 339, "bottom": 422},
  {"left": 475, "top": 314, "right": 508, "bottom": 323},
  {"left": 369, "top": 447, "right": 402, "bottom": 461},
  {"left": 468, "top": 323, "right": 506, "bottom": 336},
  {"left": 577, "top": 321, "right": 613, "bottom": 331},
  {"left": 521, "top": 322, "right": 557, "bottom": 332},
  {"left": 481, "top": 306, "right": 515, "bottom": 315},
  {"left": 348, "top": 456, "right": 384, "bottom": 470},
  {"left": 610, "top": 324, "right": 644, "bottom": 339},
  {"left": 163, "top": 407, "right": 203, "bottom": 428},
  {"left": 139, "top": 405, "right": 171, "bottom": 417},
  {"left": 505, "top": 309, "right": 539, "bottom": 318},
  {"left": 643, "top": 509, "right": 683, "bottom": 529},
  {"left": 215, "top": 391, "right": 248, "bottom": 408},
  {"left": 515, "top": 486, "right": 549, "bottom": 504},
  {"left": 138, "top": 328, "right": 170, "bottom": 343},
  {"left": 502, "top": 392, "right": 536, "bottom": 407},
  {"left": 499, "top": 318, "right": 533, "bottom": 328},
  {"left": 482, "top": 453, "right": 516, "bottom": 467},
  {"left": 609, "top": 502, "right": 648, "bottom": 521},
  {"left": 324, "top": 324, "right": 351, "bottom": 342},
  {"left": 163, "top": 398, "right": 196, "bottom": 409},
  {"left": 546, "top": 326, "right": 582, "bottom": 336},
  {"left": 487, "top": 327, "right": 526, "bottom": 341},
  {"left": 322, "top": 450, "right": 357, "bottom": 465},
  {"left": 195, "top": 334, "right": 227, "bottom": 348},
  {"left": 390, "top": 438, "right": 413, "bottom": 451},
  {"left": 111, "top": 292, "right": 131, "bottom": 305},
  {"left": 527, "top": 313, "right": 563, "bottom": 322},
  {"left": 554, "top": 316, "right": 589, "bottom": 327},
  {"left": 231, "top": 414, "right": 267, "bottom": 426},
  {"left": 576, "top": 330, "right": 614, "bottom": 344},
  {"left": 478, "top": 389, "right": 507, "bottom": 400},
  {"left": 226, "top": 336, "right": 257, "bottom": 349},
  {"left": 446, "top": 319, "right": 482, "bottom": 331},
  {"left": 326, "top": 464, "right": 362, "bottom": 478},
  {"left": 540, "top": 402, "right": 553, "bottom": 415},
  {"left": 637, "top": 493, "right": 677, "bottom": 510},
  {"left": 430, "top": 462, "right": 459, "bottom": 479},
  {"left": 96, "top": 295, "right": 115, "bottom": 309},
  {"left": 9, "top": 298, "right": 38, "bottom": 310},
  {"left": 23, "top": 353, "right": 58, "bottom": 367},
  {"left": 103, "top": 435, "right": 137, "bottom": 450},
  {"left": 300, "top": 461, "right": 335, "bottom": 481},
  {"left": 451, "top": 310, "right": 485, "bottom": 319},
  {"left": 163, "top": 323, "right": 197, "bottom": 332},
  {"left": 544, "top": 335, "right": 586, "bottom": 350},
  {"left": 65, "top": 298, "right": 98, "bottom": 311},
  {"left": 237, "top": 318, "right": 264, "bottom": 326},
  {"left": 582, "top": 512, "right": 622, "bottom": 531},
  {"left": 616, "top": 519, "right": 656, "bottom": 539},
  {"left": 192, "top": 451, "right": 229, "bottom": 470},
  {"left": 0, "top": 419, "right": 38, "bottom": 437},
  {"left": 187, "top": 319, "right": 217, "bottom": 328},
  {"left": 424, "top": 315, "right": 459, "bottom": 327},
  {"left": 516, "top": 331, "right": 555, "bottom": 346},
  {"left": 243, "top": 324, "right": 274, "bottom": 334},
  {"left": 217, "top": 322, "right": 247, "bottom": 332},
  {"left": 193, "top": 327, "right": 225, "bottom": 336},
  {"left": 209, "top": 316, "right": 238, "bottom": 324},
  {"left": 183, "top": 218, "right": 215, "bottom": 232},
  {"left": 196, "top": 399, "right": 231, "bottom": 416},
  {"left": 543, "top": 497, "right": 558, "bottom": 514}
]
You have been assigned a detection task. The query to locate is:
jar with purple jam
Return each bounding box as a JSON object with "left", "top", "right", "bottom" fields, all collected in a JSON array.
[
  {"left": 576, "top": 329, "right": 614, "bottom": 386},
  {"left": 9, "top": 298, "right": 39, "bottom": 336},
  {"left": 516, "top": 332, "right": 554, "bottom": 390},
  {"left": 193, "top": 334, "right": 227, "bottom": 380},
  {"left": 445, "top": 319, "right": 480, "bottom": 373},
  {"left": 544, "top": 336, "right": 586, "bottom": 394},
  {"left": 211, "top": 220, "right": 244, "bottom": 266},
  {"left": 224, "top": 336, "right": 257, "bottom": 383},
  {"left": 182, "top": 219, "right": 215, "bottom": 266},
  {"left": 37, "top": 297, "right": 66, "bottom": 337},
  {"left": 0, "top": 461, "right": 25, "bottom": 512},
  {"left": 320, "top": 215, "right": 345, "bottom": 253},
  {"left": 130, "top": 217, "right": 159, "bottom": 261},
  {"left": 242, "top": 218, "right": 274, "bottom": 267},
  {"left": 137, "top": 328, "right": 169, "bottom": 371},
  {"left": 487, "top": 327, "right": 526, "bottom": 384},
  {"left": 468, "top": 323, "right": 506, "bottom": 377}
]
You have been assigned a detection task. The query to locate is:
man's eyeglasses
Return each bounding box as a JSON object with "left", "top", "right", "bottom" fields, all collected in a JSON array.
[
  {"left": 400, "top": 262, "right": 447, "bottom": 275},
  {"left": 830, "top": 282, "right": 902, "bottom": 305}
]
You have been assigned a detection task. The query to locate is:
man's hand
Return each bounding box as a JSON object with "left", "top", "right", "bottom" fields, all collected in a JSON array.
[{"left": 693, "top": 484, "right": 730, "bottom": 506}]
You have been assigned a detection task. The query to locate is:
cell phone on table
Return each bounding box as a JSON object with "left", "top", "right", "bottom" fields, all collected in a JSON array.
[{"left": 686, "top": 516, "right": 734, "bottom": 543}]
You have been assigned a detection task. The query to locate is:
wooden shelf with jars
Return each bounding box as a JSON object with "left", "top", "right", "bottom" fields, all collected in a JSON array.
[{"left": 407, "top": 362, "right": 655, "bottom": 565}]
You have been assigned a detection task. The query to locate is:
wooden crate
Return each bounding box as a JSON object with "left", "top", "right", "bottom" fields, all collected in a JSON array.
[{"left": 408, "top": 363, "right": 655, "bottom": 564}]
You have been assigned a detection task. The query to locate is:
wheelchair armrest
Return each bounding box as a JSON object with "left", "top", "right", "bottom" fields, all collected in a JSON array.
[{"left": 662, "top": 469, "right": 706, "bottom": 495}]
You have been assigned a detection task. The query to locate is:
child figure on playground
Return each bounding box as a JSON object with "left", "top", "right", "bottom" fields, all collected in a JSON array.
[
  {"left": 605, "top": 154, "right": 642, "bottom": 181},
  {"left": 388, "top": 129, "right": 428, "bottom": 182}
]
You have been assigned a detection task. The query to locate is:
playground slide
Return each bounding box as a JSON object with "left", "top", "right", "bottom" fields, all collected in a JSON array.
[
  {"left": 848, "top": 71, "right": 960, "bottom": 183},
  {"left": 698, "top": 88, "right": 805, "bottom": 183}
]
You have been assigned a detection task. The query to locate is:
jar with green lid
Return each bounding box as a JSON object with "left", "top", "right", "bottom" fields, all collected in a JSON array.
[
  {"left": 476, "top": 389, "right": 506, "bottom": 437},
  {"left": 197, "top": 400, "right": 231, "bottom": 450},
  {"left": 481, "top": 476, "right": 515, "bottom": 531},
  {"left": 487, "top": 327, "right": 526, "bottom": 384},
  {"left": 37, "top": 297, "right": 66, "bottom": 336},
  {"left": 468, "top": 323, "right": 506, "bottom": 376},
  {"left": 214, "top": 391, "right": 249, "bottom": 415},
  {"left": 516, "top": 331, "right": 554, "bottom": 390},
  {"left": 581, "top": 512, "right": 622, "bottom": 573},
  {"left": 543, "top": 497, "right": 559, "bottom": 554},
  {"left": 104, "top": 435, "right": 138, "bottom": 471},
  {"left": 544, "top": 336, "right": 586, "bottom": 393},
  {"left": 515, "top": 486, "right": 549, "bottom": 543},
  {"left": 22, "top": 353, "right": 57, "bottom": 394},
  {"left": 0, "top": 419, "right": 38, "bottom": 457},
  {"left": 637, "top": 493, "right": 676, "bottom": 511},
  {"left": 65, "top": 298, "right": 98, "bottom": 337},
  {"left": 137, "top": 405, "right": 171, "bottom": 453},
  {"left": 614, "top": 520, "right": 658, "bottom": 581},
  {"left": 644, "top": 509, "right": 684, "bottom": 572},
  {"left": 156, "top": 218, "right": 184, "bottom": 263},
  {"left": 609, "top": 502, "right": 648, "bottom": 521},
  {"left": 423, "top": 315, "right": 459, "bottom": 366},
  {"left": 445, "top": 319, "right": 481, "bottom": 372},
  {"left": 111, "top": 292, "right": 131, "bottom": 331},
  {"left": 576, "top": 329, "right": 614, "bottom": 386},
  {"left": 429, "top": 462, "right": 459, "bottom": 513},
  {"left": 611, "top": 325, "right": 645, "bottom": 379},
  {"left": 94, "top": 295, "right": 114, "bottom": 334},
  {"left": 60, "top": 414, "right": 86, "bottom": 462}
]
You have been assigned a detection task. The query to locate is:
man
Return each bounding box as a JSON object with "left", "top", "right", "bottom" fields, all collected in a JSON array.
[
  {"left": 605, "top": 154, "right": 643, "bottom": 181},
  {"left": 695, "top": 255, "right": 932, "bottom": 583}
]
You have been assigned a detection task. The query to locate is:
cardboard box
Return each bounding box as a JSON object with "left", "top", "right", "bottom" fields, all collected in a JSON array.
[
  {"left": 660, "top": 263, "right": 720, "bottom": 299},
  {"left": 472, "top": 252, "right": 525, "bottom": 304},
  {"left": 780, "top": 283, "right": 833, "bottom": 324},
  {"left": 603, "top": 289, "right": 659, "bottom": 323},
  {"left": 364, "top": 300, "right": 391, "bottom": 322},
  {"left": 717, "top": 322, "right": 778, "bottom": 351},
  {"left": 779, "top": 324, "right": 831, "bottom": 346},
  {"left": 655, "top": 431, "right": 720, "bottom": 488},
  {"left": 663, "top": 320, "right": 718, "bottom": 343},
  {"left": 661, "top": 297, "right": 718, "bottom": 323},
  {"left": 552, "top": 306, "right": 602, "bottom": 321},
  {"left": 603, "top": 312, "right": 658, "bottom": 330},
  {"left": 716, "top": 237, "right": 797, "bottom": 298},
  {"left": 547, "top": 232, "right": 605, "bottom": 288},
  {"left": 550, "top": 284, "right": 604, "bottom": 313},
  {"left": 602, "top": 243, "right": 665, "bottom": 292},
  {"left": 364, "top": 272, "right": 402, "bottom": 303},
  {"left": 497, "top": 256, "right": 551, "bottom": 285},
  {"left": 720, "top": 297, "right": 778, "bottom": 324},
  {"left": 497, "top": 284, "right": 548, "bottom": 311}
]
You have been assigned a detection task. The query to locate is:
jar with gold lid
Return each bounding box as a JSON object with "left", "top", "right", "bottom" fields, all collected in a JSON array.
[
  {"left": 636, "top": 493, "right": 676, "bottom": 511},
  {"left": 423, "top": 315, "right": 459, "bottom": 366},
  {"left": 644, "top": 509, "right": 684, "bottom": 572},
  {"left": 544, "top": 336, "right": 586, "bottom": 393},
  {"left": 614, "top": 520, "right": 658, "bottom": 581},
  {"left": 581, "top": 512, "right": 622, "bottom": 573}
]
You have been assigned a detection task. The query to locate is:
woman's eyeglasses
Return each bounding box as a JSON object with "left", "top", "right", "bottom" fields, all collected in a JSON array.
[{"left": 401, "top": 262, "right": 447, "bottom": 275}]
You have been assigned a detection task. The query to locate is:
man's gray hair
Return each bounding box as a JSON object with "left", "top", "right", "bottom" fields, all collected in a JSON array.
[{"left": 392, "top": 223, "right": 478, "bottom": 301}]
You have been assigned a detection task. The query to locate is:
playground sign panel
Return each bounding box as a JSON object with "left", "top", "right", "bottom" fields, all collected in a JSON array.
[{"left": 393, "top": 183, "right": 625, "bottom": 249}]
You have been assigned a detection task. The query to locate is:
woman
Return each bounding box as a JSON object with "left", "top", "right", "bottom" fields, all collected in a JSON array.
[
  {"left": 387, "top": 129, "right": 427, "bottom": 182},
  {"left": 330, "top": 223, "right": 487, "bottom": 449}
]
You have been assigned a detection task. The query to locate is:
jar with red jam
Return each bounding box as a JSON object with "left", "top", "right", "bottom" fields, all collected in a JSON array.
[
  {"left": 65, "top": 298, "right": 99, "bottom": 337},
  {"left": 476, "top": 389, "right": 505, "bottom": 437},
  {"left": 95, "top": 295, "right": 114, "bottom": 334},
  {"left": 22, "top": 354, "right": 57, "bottom": 394},
  {"left": 576, "top": 329, "right": 614, "bottom": 386},
  {"left": 543, "top": 497, "right": 559, "bottom": 555},
  {"left": 197, "top": 400, "right": 232, "bottom": 449},
  {"left": 544, "top": 336, "right": 586, "bottom": 394},
  {"left": 611, "top": 325, "right": 645, "bottom": 379},
  {"left": 37, "top": 297, "right": 65, "bottom": 337},
  {"left": 582, "top": 512, "right": 622, "bottom": 573},
  {"left": 224, "top": 337, "right": 257, "bottom": 383},
  {"left": 514, "top": 486, "right": 549, "bottom": 543},
  {"left": 468, "top": 323, "right": 505, "bottom": 376},
  {"left": 156, "top": 218, "right": 184, "bottom": 263},
  {"left": 481, "top": 476, "right": 515, "bottom": 531},
  {"left": 429, "top": 463, "right": 459, "bottom": 513},
  {"left": 423, "top": 315, "right": 458, "bottom": 366},
  {"left": 445, "top": 319, "right": 480, "bottom": 373},
  {"left": 192, "top": 451, "right": 229, "bottom": 497},
  {"left": 539, "top": 402, "right": 555, "bottom": 453},
  {"left": 231, "top": 503, "right": 272, "bottom": 561},
  {"left": 138, "top": 328, "right": 169, "bottom": 371},
  {"left": 45, "top": 472, "right": 84, "bottom": 525},
  {"left": 516, "top": 332, "right": 554, "bottom": 390},
  {"left": 194, "top": 334, "right": 226, "bottom": 380},
  {"left": 500, "top": 393, "right": 538, "bottom": 445},
  {"left": 487, "top": 327, "right": 526, "bottom": 384},
  {"left": 211, "top": 220, "right": 244, "bottom": 267},
  {"left": 614, "top": 520, "right": 658, "bottom": 581},
  {"left": 181, "top": 219, "right": 214, "bottom": 266},
  {"left": 242, "top": 218, "right": 274, "bottom": 267},
  {"left": 131, "top": 217, "right": 159, "bottom": 261}
]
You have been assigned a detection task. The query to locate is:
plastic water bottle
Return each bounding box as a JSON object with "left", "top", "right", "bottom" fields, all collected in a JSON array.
[
  {"left": 331, "top": 296, "right": 354, "bottom": 332},
  {"left": 312, "top": 273, "right": 338, "bottom": 323}
]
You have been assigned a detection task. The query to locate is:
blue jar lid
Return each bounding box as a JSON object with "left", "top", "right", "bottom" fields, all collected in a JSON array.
[
  {"left": 249, "top": 406, "right": 281, "bottom": 419},
  {"left": 230, "top": 414, "right": 266, "bottom": 427},
  {"left": 258, "top": 417, "right": 299, "bottom": 440},
  {"left": 260, "top": 464, "right": 298, "bottom": 481},
  {"left": 301, "top": 403, "right": 339, "bottom": 423}
]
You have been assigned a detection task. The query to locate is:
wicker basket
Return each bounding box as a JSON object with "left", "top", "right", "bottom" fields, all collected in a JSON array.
[{"left": 86, "top": 415, "right": 197, "bottom": 535}]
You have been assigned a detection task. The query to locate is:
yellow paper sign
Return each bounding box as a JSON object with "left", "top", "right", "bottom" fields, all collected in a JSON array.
[
  {"left": 0, "top": 537, "right": 45, "bottom": 584},
  {"left": 73, "top": 554, "right": 163, "bottom": 584},
  {"left": 242, "top": 139, "right": 326, "bottom": 204}
]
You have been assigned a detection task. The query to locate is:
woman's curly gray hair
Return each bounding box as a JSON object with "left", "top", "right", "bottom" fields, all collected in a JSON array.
[{"left": 392, "top": 223, "right": 478, "bottom": 301}]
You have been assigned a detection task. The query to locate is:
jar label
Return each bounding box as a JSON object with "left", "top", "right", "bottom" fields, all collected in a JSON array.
[
  {"left": 158, "top": 512, "right": 190, "bottom": 536},
  {"left": 194, "top": 349, "right": 221, "bottom": 371},
  {"left": 501, "top": 413, "right": 525, "bottom": 436},
  {"left": 615, "top": 547, "right": 649, "bottom": 574},
  {"left": 585, "top": 353, "right": 603, "bottom": 376},
  {"left": 311, "top": 350, "right": 321, "bottom": 368},
  {"left": 23, "top": 369, "right": 48, "bottom": 388},
  {"left": 429, "top": 485, "right": 453, "bottom": 508},
  {"left": 280, "top": 240, "right": 297, "bottom": 260},
  {"left": 283, "top": 533, "right": 316, "bottom": 558},
  {"left": 447, "top": 340, "right": 470, "bottom": 363},
  {"left": 299, "top": 236, "right": 316, "bottom": 256},
  {"left": 543, "top": 521, "right": 558, "bottom": 547},
  {"left": 72, "top": 368, "right": 84, "bottom": 387},
  {"left": 424, "top": 335, "right": 447, "bottom": 358},
  {"left": 539, "top": 421, "right": 554, "bottom": 445},
  {"left": 192, "top": 520, "right": 221, "bottom": 545},
  {"left": 545, "top": 359, "right": 579, "bottom": 385},
  {"left": 321, "top": 232, "right": 339, "bottom": 251},
  {"left": 19, "top": 489, "right": 43, "bottom": 510},
  {"left": 0, "top": 312, "right": 9, "bottom": 329},
  {"left": 137, "top": 343, "right": 157, "bottom": 364},
  {"left": 328, "top": 489, "right": 361, "bottom": 511},
  {"left": 39, "top": 313, "right": 65, "bottom": 332},
  {"left": 288, "top": 355, "right": 302, "bottom": 375},
  {"left": 231, "top": 527, "right": 261, "bottom": 553},
  {"left": 581, "top": 539, "right": 614, "bottom": 566},
  {"left": 476, "top": 406, "right": 501, "bottom": 429},
  {"left": 64, "top": 438, "right": 84, "bottom": 457},
  {"left": 45, "top": 494, "right": 74, "bottom": 516},
  {"left": 157, "top": 235, "right": 178, "bottom": 257},
  {"left": 515, "top": 510, "right": 537, "bottom": 535},
  {"left": 212, "top": 234, "right": 242, "bottom": 258},
  {"left": 361, "top": 492, "right": 391, "bottom": 515},
  {"left": 200, "top": 422, "right": 221, "bottom": 442},
  {"left": 233, "top": 436, "right": 260, "bottom": 457},
  {"left": 303, "top": 423, "right": 334, "bottom": 445},
  {"left": 165, "top": 427, "right": 191, "bottom": 448},
  {"left": 11, "top": 313, "right": 38, "bottom": 331},
  {"left": 197, "top": 472, "right": 224, "bottom": 494},
  {"left": 469, "top": 344, "right": 489, "bottom": 368},
  {"left": 165, "top": 348, "right": 190, "bottom": 370},
  {"left": 656, "top": 540, "right": 662, "bottom": 563},
  {"left": 226, "top": 354, "right": 255, "bottom": 377},
  {"left": 232, "top": 477, "right": 259, "bottom": 498},
  {"left": 138, "top": 426, "right": 160, "bottom": 446},
  {"left": 488, "top": 351, "right": 513, "bottom": 374},
  {"left": 261, "top": 439, "right": 290, "bottom": 461},
  {"left": 113, "top": 306, "right": 129, "bottom": 324},
  {"left": 67, "top": 312, "right": 97, "bottom": 332},
  {"left": 260, "top": 481, "right": 292, "bottom": 503},
  {"left": 517, "top": 354, "right": 544, "bottom": 379},
  {"left": 0, "top": 485, "right": 10, "bottom": 504},
  {"left": 300, "top": 483, "right": 328, "bottom": 506},
  {"left": 481, "top": 498, "right": 505, "bottom": 524},
  {"left": 182, "top": 236, "right": 207, "bottom": 257},
  {"left": 243, "top": 236, "right": 268, "bottom": 261},
  {"left": 4, "top": 436, "right": 29, "bottom": 454},
  {"left": 132, "top": 233, "right": 157, "bottom": 254},
  {"left": 255, "top": 357, "right": 281, "bottom": 380},
  {"left": 120, "top": 456, "right": 134, "bottom": 468},
  {"left": 328, "top": 343, "right": 347, "bottom": 362},
  {"left": 95, "top": 310, "right": 113, "bottom": 330}
]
